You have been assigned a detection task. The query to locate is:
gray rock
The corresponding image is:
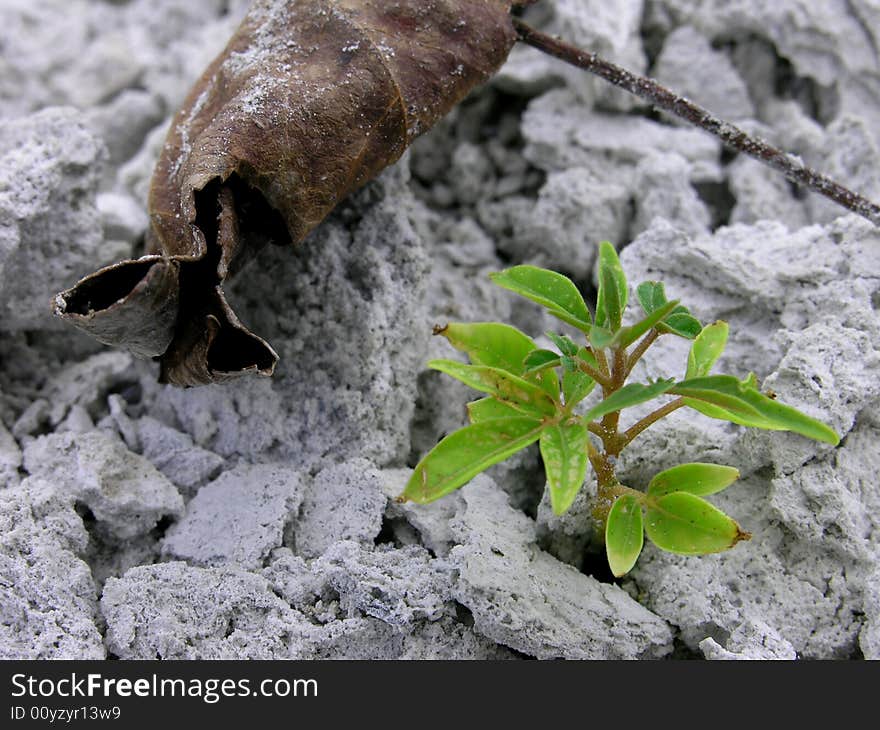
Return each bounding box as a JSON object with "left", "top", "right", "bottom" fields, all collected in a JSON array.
[
  {"left": 162, "top": 463, "right": 303, "bottom": 569},
  {"left": 450, "top": 476, "right": 674, "bottom": 659},
  {"left": 0, "top": 419, "right": 21, "bottom": 489},
  {"left": 154, "top": 166, "right": 429, "bottom": 468},
  {"left": 293, "top": 460, "right": 387, "bottom": 559},
  {"left": 653, "top": 25, "right": 755, "bottom": 123},
  {"left": 381, "top": 468, "right": 460, "bottom": 557},
  {"left": 101, "top": 562, "right": 305, "bottom": 659},
  {"left": 136, "top": 416, "right": 224, "bottom": 493},
  {"left": 266, "top": 542, "right": 451, "bottom": 626},
  {"left": 23, "top": 430, "right": 183, "bottom": 540},
  {"left": 104, "top": 556, "right": 504, "bottom": 660},
  {"left": 656, "top": 0, "right": 880, "bottom": 141},
  {"left": 535, "top": 483, "right": 597, "bottom": 570},
  {"left": 0, "top": 478, "right": 103, "bottom": 659},
  {"left": 43, "top": 352, "right": 135, "bottom": 428},
  {"left": 631, "top": 153, "right": 712, "bottom": 238},
  {"left": 0, "top": 107, "right": 107, "bottom": 331},
  {"left": 497, "top": 0, "right": 646, "bottom": 110},
  {"left": 699, "top": 619, "right": 798, "bottom": 660},
  {"left": 500, "top": 167, "right": 629, "bottom": 279},
  {"left": 84, "top": 90, "right": 165, "bottom": 176},
  {"left": 522, "top": 88, "right": 722, "bottom": 181},
  {"left": 632, "top": 478, "right": 868, "bottom": 658}
]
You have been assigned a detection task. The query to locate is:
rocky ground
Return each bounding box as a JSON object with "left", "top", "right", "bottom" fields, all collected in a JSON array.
[{"left": 1, "top": 0, "right": 879, "bottom": 660}]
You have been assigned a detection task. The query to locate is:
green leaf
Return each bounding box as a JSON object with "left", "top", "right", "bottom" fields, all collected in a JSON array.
[
  {"left": 670, "top": 375, "right": 840, "bottom": 445},
  {"left": 546, "top": 332, "right": 579, "bottom": 357},
  {"left": 402, "top": 418, "right": 545, "bottom": 503},
  {"left": 686, "top": 321, "right": 728, "bottom": 378},
  {"left": 605, "top": 494, "right": 645, "bottom": 577},
  {"left": 523, "top": 349, "right": 562, "bottom": 374},
  {"left": 645, "top": 492, "right": 750, "bottom": 555},
  {"left": 658, "top": 309, "right": 702, "bottom": 339},
  {"left": 490, "top": 266, "right": 592, "bottom": 332},
  {"left": 562, "top": 369, "right": 595, "bottom": 407},
  {"left": 583, "top": 379, "right": 675, "bottom": 423},
  {"left": 467, "top": 397, "right": 524, "bottom": 423},
  {"left": 648, "top": 463, "right": 740, "bottom": 498},
  {"left": 615, "top": 299, "right": 680, "bottom": 349},
  {"left": 595, "top": 242, "right": 628, "bottom": 331},
  {"left": 429, "top": 359, "right": 558, "bottom": 417},
  {"left": 589, "top": 325, "right": 615, "bottom": 350},
  {"left": 436, "top": 322, "right": 557, "bottom": 398},
  {"left": 540, "top": 422, "right": 591, "bottom": 515},
  {"left": 637, "top": 281, "right": 668, "bottom": 314}
]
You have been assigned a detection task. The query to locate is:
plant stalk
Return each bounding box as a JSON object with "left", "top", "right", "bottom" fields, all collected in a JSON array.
[
  {"left": 620, "top": 397, "right": 688, "bottom": 449},
  {"left": 513, "top": 18, "right": 880, "bottom": 228}
]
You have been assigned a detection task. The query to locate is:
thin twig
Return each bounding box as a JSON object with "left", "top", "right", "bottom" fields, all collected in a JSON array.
[
  {"left": 624, "top": 329, "right": 660, "bottom": 379},
  {"left": 620, "top": 397, "right": 687, "bottom": 450},
  {"left": 513, "top": 18, "right": 880, "bottom": 228}
]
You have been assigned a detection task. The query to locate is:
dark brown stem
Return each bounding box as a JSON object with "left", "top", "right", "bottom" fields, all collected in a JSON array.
[
  {"left": 513, "top": 18, "right": 880, "bottom": 228},
  {"left": 620, "top": 397, "right": 687, "bottom": 449}
]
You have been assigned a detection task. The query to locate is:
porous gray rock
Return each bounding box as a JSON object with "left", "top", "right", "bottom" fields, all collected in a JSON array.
[
  {"left": 499, "top": 167, "right": 629, "bottom": 279},
  {"left": 522, "top": 88, "right": 722, "bottom": 182},
  {"left": 103, "top": 552, "right": 507, "bottom": 660},
  {"left": 0, "top": 107, "right": 107, "bottom": 330},
  {"left": 161, "top": 463, "right": 303, "bottom": 569},
  {"left": 655, "top": 0, "right": 880, "bottom": 141},
  {"left": 653, "top": 25, "right": 755, "bottom": 123},
  {"left": 152, "top": 166, "right": 429, "bottom": 468},
  {"left": 0, "top": 419, "right": 21, "bottom": 489},
  {"left": 449, "top": 476, "right": 674, "bottom": 659},
  {"left": 616, "top": 214, "right": 880, "bottom": 659},
  {"left": 292, "top": 460, "right": 387, "bottom": 559},
  {"left": 497, "top": 0, "right": 647, "bottom": 109},
  {"left": 0, "top": 478, "right": 103, "bottom": 659},
  {"left": 102, "top": 562, "right": 306, "bottom": 659},
  {"left": 631, "top": 152, "right": 712, "bottom": 238},
  {"left": 23, "top": 430, "right": 183, "bottom": 540},
  {"left": 108, "top": 402, "right": 224, "bottom": 494}
]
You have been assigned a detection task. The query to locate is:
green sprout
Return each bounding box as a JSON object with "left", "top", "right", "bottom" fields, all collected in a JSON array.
[{"left": 398, "top": 242, "right": 840, "bottom": 577}]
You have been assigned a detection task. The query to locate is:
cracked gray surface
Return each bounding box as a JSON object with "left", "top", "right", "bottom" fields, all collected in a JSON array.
[{"left": 1, "top": 0, "right": 878, "bottom": 660}]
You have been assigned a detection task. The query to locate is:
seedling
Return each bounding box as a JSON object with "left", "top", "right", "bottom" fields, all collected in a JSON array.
[{"left": 398, "top": 242, "right": 839, "bottom": 576}]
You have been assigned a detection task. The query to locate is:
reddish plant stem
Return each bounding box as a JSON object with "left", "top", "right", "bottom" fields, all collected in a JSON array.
[{"left": 513, "top": 18, "right": 880, "bottom": 228}]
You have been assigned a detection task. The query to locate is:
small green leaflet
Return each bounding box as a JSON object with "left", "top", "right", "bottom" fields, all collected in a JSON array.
[
  {"left": 429, "top": 359, "right": 557, "bottom": 417},
  {"left": 658, "top": 308, "right": 702, "bottom": 339},
  {"left": 686, "top": 321, "right": 728, "bottom": 378},
  {"left": 636, "top": 281, "right": 667, "bottom": 314},
  {"left": 592, "top": 300, "right": 681, "bottom": 350},
  {"left": 539, "top": 422, "right": 591, "bottom": 515},
  {"left": 546, "top": 332, "right": 579, "bottom": 357},
  {"left": 645, "top": 492, "right": 750, "bottom": 555},
  {"left": 635, "top": 282, "right": 701, "bottom": 339},
  {"left": 489, "top": 266, "right": 592, "bottom": 332},
  {"left": 605, "top": 494, "right": 645, "bottom": 577},
  {"left": 402, "top": 418, "right": 545, "bottom": 503},
  {"left": 589, "top": 325, "right": 615, "bottom": 350},
  {"left": 670, "top": 375, "right": 840, "bottom": 444},
  {"left": 562, "top": 369, "right": 595, "bottom": 407},
  {"left": 615, "top": 300, "right": 680, "bottom": 349},
  {"left": 582, "top": 379, "right": 675, "bottom": 422},
  {"left": 467, "top": 397, "right": 523, "bottom": 423},
  {"left": 595, "top": 242, "right": 628, "bottom": 331},
  {"left": 523, "top": 349, "right": 562, "bottom": 373},
  {"left": 437, "top": 322, "right": 558, "bottom": 398},
  {"left": 647, "top": 463, "right": 740, "bottom": 498}
]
